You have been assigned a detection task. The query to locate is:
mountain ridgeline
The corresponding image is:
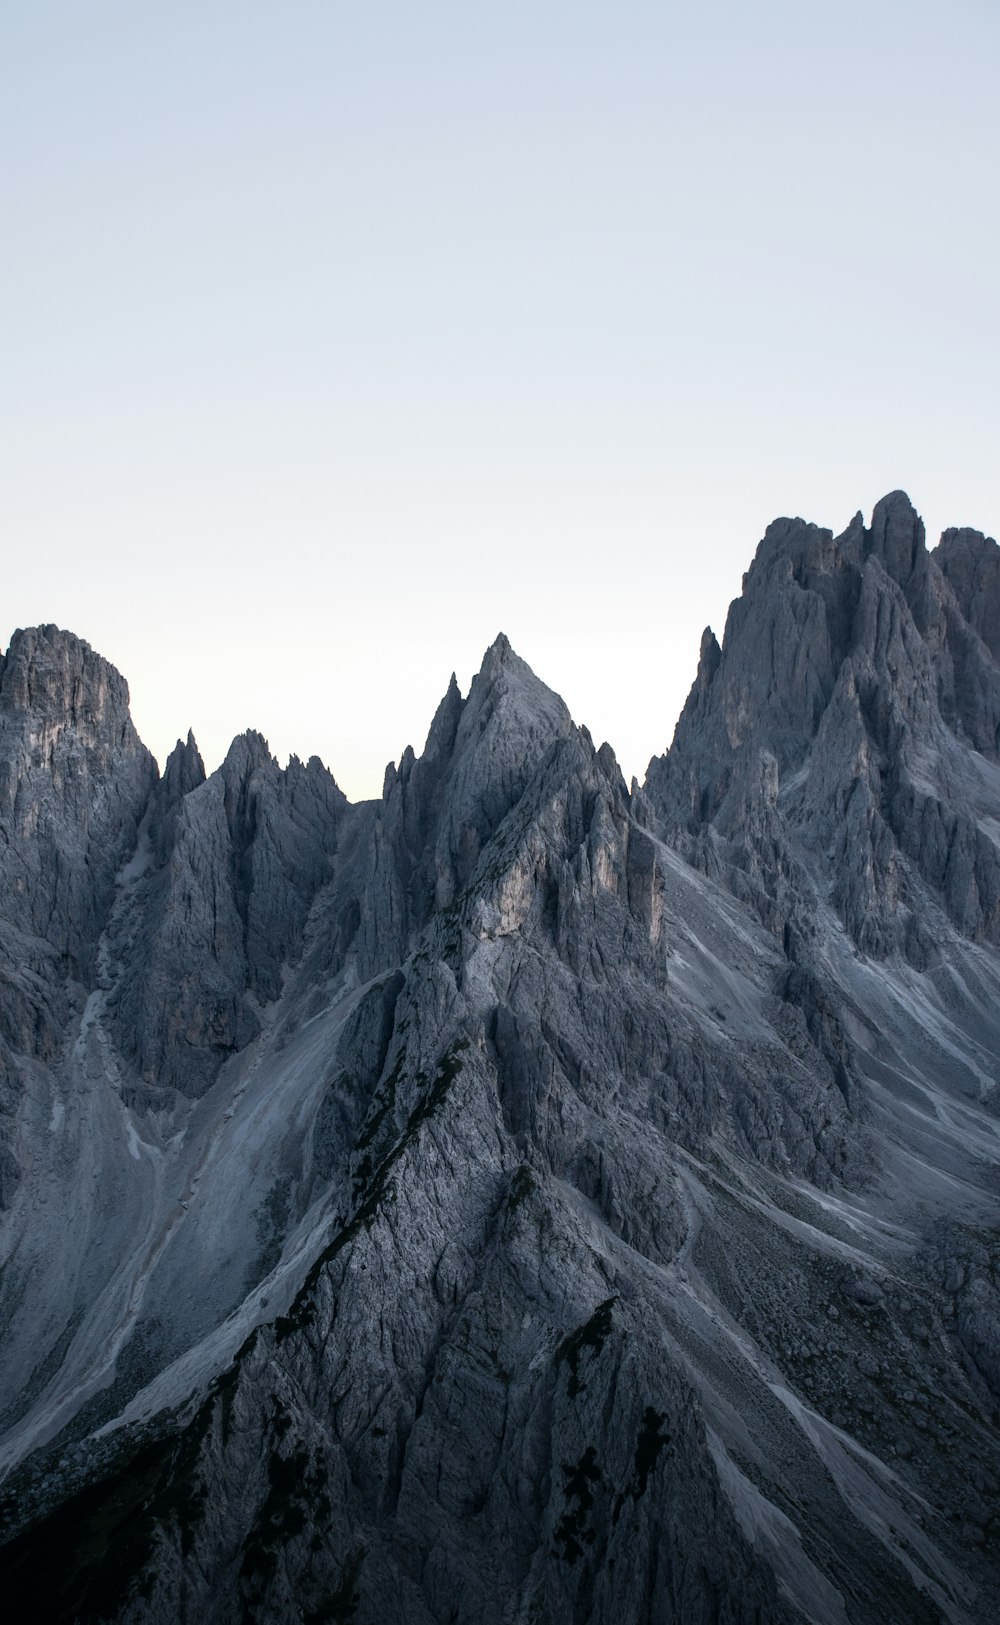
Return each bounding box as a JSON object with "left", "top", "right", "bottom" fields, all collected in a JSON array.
[{"left": 1, "top": 493, "right": 999, "bottom": 1624}]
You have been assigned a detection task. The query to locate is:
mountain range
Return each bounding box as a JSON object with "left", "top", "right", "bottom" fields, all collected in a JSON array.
[{"left": 1, "top": 491, "right": 998, "bottom": 1623}]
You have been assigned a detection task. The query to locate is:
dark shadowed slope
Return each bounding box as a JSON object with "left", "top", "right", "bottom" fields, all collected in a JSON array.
[{"left": 1, "top": 498, "right": 998, "bottom": 1625}]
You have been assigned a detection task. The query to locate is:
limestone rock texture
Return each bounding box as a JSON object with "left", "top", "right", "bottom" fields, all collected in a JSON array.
[
  {"left": 0, "top": 628, "right": 156, "bottom": 1205},
  {"left": 1, "top": 497, "right": 999, "bottom": 1625}
]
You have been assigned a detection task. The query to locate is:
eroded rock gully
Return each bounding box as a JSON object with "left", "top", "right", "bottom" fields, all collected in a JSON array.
[{"left": 1, "top": 496, "right": 999, "bottom": 1624}]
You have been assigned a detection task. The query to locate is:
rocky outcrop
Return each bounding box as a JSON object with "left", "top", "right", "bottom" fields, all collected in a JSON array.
[
  {"left": 647, "top": 493, "right": 1000, "bottom": 959},
  {"left": 108, "top": 732, "right": 347, "bottom": 1100},
  {"left": 935, "top": 526, "right": 1000, "bottom": 662},
  {"left": 0, "top": 625, "right": 156, "bottom": 1005},
  {"left": 0, "top": 627, "right": 156, "bottom": 1206},
  {"left": 289, "top": 634, "right": 576, "bottom": 998},
  {"left": 148, "top": 730, "right": 205, "bottom": 865},
  {"left": 2, "top": 506, "right": 1000, "bottom": 1625}
]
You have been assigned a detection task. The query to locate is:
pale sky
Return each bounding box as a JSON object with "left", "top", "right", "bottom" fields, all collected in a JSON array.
[{"left": 3, "top": 1, "right": 997, "bottom": 800}]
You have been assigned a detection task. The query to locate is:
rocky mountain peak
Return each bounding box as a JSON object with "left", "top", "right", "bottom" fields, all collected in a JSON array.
[
  {"left": 935, "top": 525, "right": 1000, "bottom": 662},
  {"left": 109, "top": 722, "right": 347, "bottom": 1099},
  {"left": 0, "top": 624, "right": 155, "bottom": 1011},
  {"left": 420, "top": 671, "right": 463, "bottom": 766},
  {"left": 150, "top": 731, "right": 206, "bottom": 865},
  {"left": 428, "top": 635, "right": 573, "bottom": 898},
  {"left": 461, "top": 633, "right": 573, "bottom": 764},
  {"left": 3, "top": 533, "right": 1000, "bottom": 1625},
  {"left": 483, "top": 627, "right": 513, "bottom": 661},
  {"left": 221, "top": 728, "right": 275, "bottom": 784},
  {"left": 0, "top": 624, "right": 136, "bottom": 743},
  {"left": 864, "top": 488, "right": 926, "bottom": 590},
  {"left": 163, "top": 729, "right": 205, "bottom": 796},
  {"left": 646, "top": 492, "right": 1000, "bottom": 959}
]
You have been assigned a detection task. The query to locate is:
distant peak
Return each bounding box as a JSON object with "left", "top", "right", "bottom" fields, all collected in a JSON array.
[
  {"left": 475, "top": 632, "right": 545, "bottom": 692},
  {"left": 474, "top": 631, "right": 516, "bottom": 682},
  {"left": 866, "top": 490, "right": 925, "bottom": 587},
  {"left": 746, "top": 515, "right": 834, "bottom": 585},
  {"left": 0, "top": 623, "right": 134, "bottom": 731},
  {"left": 699, "top": 627, "right": 721, "bottom": 668},
  {"left": 7, "top": 623, "right": 96, "bottom": 658},
  {"left": 937, "top": 525, "right": 998, "bottom": 556},
  {"left": 935, "top": 525, "right": 1000, "bottom": 662},
  {"left": 873, "top": 488, "right": 915, "bottom": 513},
  {"left": 222, "top": 729, "right": 273, "bottom": 778},
  {"left": 169, "top": 728, "right": 201, "bottom": 762},
  {"left": 423, "top": 669, "right": 465, "bottom": 762},
  {"left": 163, "top": 731, "right": 206, "bottom": 799}
]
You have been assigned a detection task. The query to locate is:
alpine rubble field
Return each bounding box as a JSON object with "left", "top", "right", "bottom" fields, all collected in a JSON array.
[{"left": 1, "top": 491, "right": 999, "bottom": 1624}]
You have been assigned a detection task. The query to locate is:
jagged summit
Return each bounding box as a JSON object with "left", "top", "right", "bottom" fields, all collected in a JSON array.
[
  {"left": 150, "top": 730, "right": 206, "bottom": 864},
  {"left": 0, "top": 622, "right": 141, "bottom": 745},
  {"left": 2, "top": 509, "right": 1000, "bottom": 1625},
  {"left": 646, "top": 492, "right": 1000, "bottom": 961},
  {"left": 220, "top": 727, "right": 275, "bottom": 778},
  {"left": 936, "top": 524, "right": 1000, "bottom": 661},
  {"left": 865, "top": 487, "right": 925, "bottom": 585},
  {"left": 483, "top": 627, "right": 514, "bottom": 660},
  {"left": 0, "top": 624, "right": 155, "bottom": 997},
  {"left": 162, "top": 728, "right": 205, "bottom": 786}
]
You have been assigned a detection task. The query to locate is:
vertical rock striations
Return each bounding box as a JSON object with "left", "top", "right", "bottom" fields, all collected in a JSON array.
[
  {"left": 0, "top": 627, "right": 156, "bottom": 1204},
  {"left": 108, "top": 732, "right": 347, "bottom": 1100},
  {"left": 2, "top": 502, "right": 1000, "bottom": 1625},
  {"left": 646, "top": 492, "right": 1000, "bottom": 959},
  {"left": 0, "top": 625, "right": 156, "bottom": 1001}
]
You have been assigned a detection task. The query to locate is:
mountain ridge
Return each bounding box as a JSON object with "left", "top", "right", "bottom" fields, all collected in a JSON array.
[{"left": 1, "top": 494, "right": 999, "bottom": 1624}]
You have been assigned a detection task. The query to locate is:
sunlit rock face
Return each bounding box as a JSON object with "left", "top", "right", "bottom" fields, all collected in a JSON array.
[{"left": 1, "top": 497, "right": 999, "bottom": 1625}]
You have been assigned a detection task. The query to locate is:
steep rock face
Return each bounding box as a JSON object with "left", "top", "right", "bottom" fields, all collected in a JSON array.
[
  {"left": 148, "top": 730, "right": 205, "bottom": 866},
  {"left": 3, "top": 711, "right": 883, "bottom": 1624},
  {"left": 935, "top": 526, "right": 1000, "bottom": 663},
  {"left": 647, "top": 493, "right": 1000, "bottom": 959},
  {"left": 2, "top": 516, "right": 1000, "bottom": 1625},
  {"left": 0, "top": 625, "right": 155, "bottom": 1008},
  {"left": 0, "top": 627, "right": 156, "bottom": 1204},
  {"left": 289, "top": 634, "right": 576, "bottom": 999},
  {"left": 108, "top": 732, "right": 347, "bottom": 1100}
]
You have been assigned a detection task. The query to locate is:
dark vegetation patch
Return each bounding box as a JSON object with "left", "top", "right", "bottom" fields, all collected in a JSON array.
[
  {"left": 611, "top": 1406, "right": 673, "bottom": 1523},
  {"left": 303, "top": 1544, "right": 366, "bottom": 1623},
  {"left": 553, "top": 1447, "right": 601, "bottom": 1563},
  {"left": 276, "top": 1041, "right": 468, "bottom": 1343},
  {"left": 633, "top": 1406, "right": 671, "bottom": 1496},
  {"left": 555, "top": 1297, "right": 617, "bottom": 1398},
  {"left": 0, "top": 1418, "right": 206, "bottom": 1623},
  {"left": 240, "top": 1403, "right": 332, "bottom": 1588},
  {"left": 352, "top": 1051, "right": 404, "bottom": 1200},
  {"left": 240, "top": 1446, "right": 311, "bottom": 1581},
  {"left": 507, "top": 1163, "right": 535, "bottom": 1214},
  {"left": 0, "top": 1037, "right": 467, "bottom": 1617}
]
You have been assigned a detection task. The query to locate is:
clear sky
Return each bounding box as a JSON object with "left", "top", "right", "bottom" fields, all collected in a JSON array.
[{"left": 3, "top": 1, "right": 997, "bottom": 799}]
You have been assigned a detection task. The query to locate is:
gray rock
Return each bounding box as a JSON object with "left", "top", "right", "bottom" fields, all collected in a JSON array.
[
  {"left": 108, "top": 730, "right": 347, "bottom": 1099},
  {"left": 2, "top": 506, "right": 1000, "bottom": 1625},
  {"left": 935, "top": 526, "right": 1000, "bottom": 663},
  {"left": 0, "top": 626, "right": 156, "bottom": 1204},
  {"left": 0, "top": 624, "right": 155, "bottom": 994},
  {"left": 148, "top": 729, "right": 205, "bottom": 865},
  {"left": 647, "top": 493, "right": 1000, "bottom": 957}
]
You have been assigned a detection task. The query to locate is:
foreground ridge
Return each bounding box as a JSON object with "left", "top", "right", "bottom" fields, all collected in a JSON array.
[{"left": 1, "top": 495, "right": 998, "bottom": 1624}]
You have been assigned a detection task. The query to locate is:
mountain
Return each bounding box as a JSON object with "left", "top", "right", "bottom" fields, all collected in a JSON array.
[{"left": 1, "top": 495, "right": 998, "bottom": 1625}]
